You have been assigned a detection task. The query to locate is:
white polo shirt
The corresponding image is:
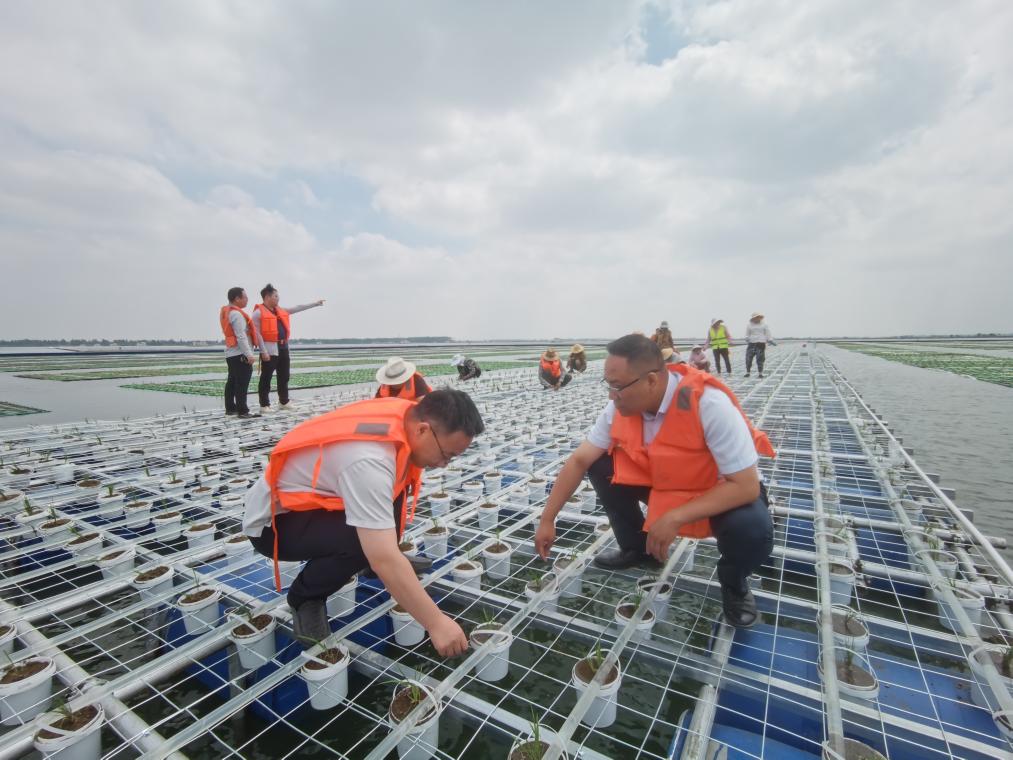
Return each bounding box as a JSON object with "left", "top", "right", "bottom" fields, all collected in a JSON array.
[
  {"left": 585, "top": 372, "right": 759, "bottom": 476},
  {"left": 242, "top": 440, "right": 399, "bottom": 536}
]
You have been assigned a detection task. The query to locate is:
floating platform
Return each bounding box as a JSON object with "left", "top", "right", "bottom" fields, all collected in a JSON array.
[{"left": 0, "top": 345, "right": 1011, "bottom": 759}]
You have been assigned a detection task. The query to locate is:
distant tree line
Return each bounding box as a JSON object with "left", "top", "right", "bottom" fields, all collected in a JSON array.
[{"left": 0, "top": 337, "right": 455, "bottom": 346}]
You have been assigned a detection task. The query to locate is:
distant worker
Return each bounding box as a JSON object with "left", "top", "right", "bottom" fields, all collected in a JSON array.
[
  {"left": 220, "top": 286, "right": 259, "bottom": 419},
  {"left": 661, "top": 347, "right": 685, "bottom": 366},
  {"left": 688, "top": 345, "right": 711, "bottom": 372},
  {"left": 451, "top": 354, "right": 482, "bottom": 381},
  {"left": 243, "top": 390, "right": 484, "bottom": 653},
  {"left": 253, "top": 284, "right": 324, "bottom": 413},
  {"left": 539, "top": 348, "right": 572, "bottom": 390},
  {"left": 567, "top": 344, "right": 588, "bottom": 374},
  {"left": 651, "top": 320, "right": 675, "bottom": 350},
  {"left": 534, "top": 335, "right": 775, "bottom": 629},
  {"left": 375, "top": 357, "right": 432, "bottom": 401},
  {"left": 744, "top": 312, "right": 775, "bottom": 379},
  {"left": 706, "top": 318, "right": 732, "bottom": 376}
]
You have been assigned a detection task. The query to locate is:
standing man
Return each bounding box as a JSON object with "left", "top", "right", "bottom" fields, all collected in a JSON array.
[
  {"left": 539, "top": 348, "right": 572, "bottom": 390},
  {"left": 534, "top": 335, "right": 775, "bottom": 628},
  {"left": 252, "top": 284, "right": 324, "bottom": 413},
  {"left": 375, "top": 356, "right": 432, "bottom": 400},
  {"left": 220, "top": 287, "right": 259, "bottom": 419},
  {"left": 243, "top": 390, "right": 484, "bottom": 654},
  {"left": 744, "top": 312, "right": 774, "bottom": 378},
  {"left": 706, "top": 318, "right": 732, "bottom": 376},
  {"left": 651, "top": 320, "right": 675, "bottom": 350}
]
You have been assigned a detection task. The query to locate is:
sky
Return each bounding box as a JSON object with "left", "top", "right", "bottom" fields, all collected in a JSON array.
[{"left": 1, "top": 0, "right": 1011, "bottom": 341}]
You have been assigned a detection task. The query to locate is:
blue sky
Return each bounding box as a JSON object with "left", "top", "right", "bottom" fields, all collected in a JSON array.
[{"left": 1, "top": 0, "right": 1010, "bottom": 340}]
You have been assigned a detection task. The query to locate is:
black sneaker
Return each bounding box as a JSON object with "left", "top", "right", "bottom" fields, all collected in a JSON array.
[
  {"left": 722, "top": 586, "right": 759, "bottom": 628},
  {"left": 744, "top": 372, "right": 751, "bottom": 377},
  {"left": 291, "top": 599, "right": 330, "bottom": 645},
  {"left": 225, "top": 411, "right": 237, "bottom": 417},
  {"left": 592, "top": 548, "right": 661, "bottom": 570},
  {"left": 758, "top": 372, "right": 764, "bottom": 378},
  {"left": 237, "top": 412, "right": 261, "bottom": 419}
]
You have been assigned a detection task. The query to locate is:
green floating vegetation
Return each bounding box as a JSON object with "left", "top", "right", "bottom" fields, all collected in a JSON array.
[
  {"left": 124, "top": 361, "right": 534, "bottom": 396},
  {"left": 831, "top": 343, "right": 1013, "bottom": 388},
  {"left": 0, "top": 401, "right": 48, "bottom": 417}
]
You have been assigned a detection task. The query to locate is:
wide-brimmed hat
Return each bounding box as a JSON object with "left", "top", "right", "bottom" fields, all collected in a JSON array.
[
  {"left": 750, "top": 311, "right": 764, "bottom": 320},
  {"left": 692, "top": 344, "right": 704, "bottom": 351},
  {"left": 570, "top": 343, "right": 584, "bottom": 354},
  {"left": 376, "top": 356, "right": 416, "bottom": 385},
  {"left": 660, "top": 320, "right": 669, "bottom": 329},
  {"left": 710, "top": 317, "right": 722, "bottom": 327},
  {"left": 661, "top": 347, "right": 674, "bottom": 360},
  {"left": 450, "top": 354, "right": 466, "bottom": 367},
  {"left": 542, "top": 348, "right": 559, "bottom": 360}
]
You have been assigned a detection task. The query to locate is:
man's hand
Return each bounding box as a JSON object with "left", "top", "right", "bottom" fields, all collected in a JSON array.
[
  {"left": 316, "top": 299, "right": 325, "bottom": 307},
  {"left": 645, "top": 511, "right": 683, "bottom": 563},
  {"left": 534, "top": 517, "right": 556, "bottom": 560},
  {"left": 261, "top": 352, "right": 271, "bottom": 362},
  {"left": 428, "top": 615, "right": 468, "bottom": 657}
]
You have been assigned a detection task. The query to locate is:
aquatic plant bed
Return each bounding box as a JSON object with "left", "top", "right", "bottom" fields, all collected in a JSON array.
[
  {"left": 830, "top": 343, "right": 1013, "bottom": 388},
  {"left": 123, "top": 361, "right": 536, "bottom": 396},
  {"left": 1, "top": 345, "right": 1010, "bottom": 759},
  {"left": 0, "top": 401, "right": 48, "bottom": 417}
]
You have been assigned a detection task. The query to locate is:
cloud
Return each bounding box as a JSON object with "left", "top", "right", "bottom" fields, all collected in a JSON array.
[{"left": 1, "top": 0, "right": 1011, "bottom": 340}]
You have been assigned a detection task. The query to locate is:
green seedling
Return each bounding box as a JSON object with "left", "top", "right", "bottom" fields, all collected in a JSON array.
[
  {"left": 105, "top": 484, "right": 116, "bottom": 497},
  {"left": 587, "top": 642, "right": 606, "bottom": 672}
]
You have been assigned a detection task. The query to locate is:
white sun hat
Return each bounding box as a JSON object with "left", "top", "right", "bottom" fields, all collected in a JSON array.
[
  {"left": 450, "top": 354, "right": 466, "bottom": 367},
  {"left": 750, "top": 311, "right": 764, "bottom": 320},
  {"left": 376, "top": 356, "right": 416, "bottom": 385}
]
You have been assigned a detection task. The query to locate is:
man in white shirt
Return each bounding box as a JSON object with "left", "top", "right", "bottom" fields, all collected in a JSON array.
[
  {"left": 534, "top": 334, "right": 774, "bottom": 628},
  {"left": 744, "top": 312, "right": 774, "bottom": 378},
  {"left": 244, "top": 390, "right": 483, "bottom": 654}
]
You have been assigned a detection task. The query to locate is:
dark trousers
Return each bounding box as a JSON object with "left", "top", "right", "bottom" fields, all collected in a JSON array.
[
  {"left": 712, "top": 348, "right": 731, "bottom": 374},
  {"left": 258, "top": 345, "right": 291, "bottom": 407},
  {"left": 250, "top": 496, "right": 404, "bottom": 610},
  {"left": 587, "top": 452, "right": 773, "bottom": 594},
  {"left": 745, "top": 343, "right": 766, "bottom": 373},
  {"left": 224, "top": 355, "right": 253, "bottom": 415}
]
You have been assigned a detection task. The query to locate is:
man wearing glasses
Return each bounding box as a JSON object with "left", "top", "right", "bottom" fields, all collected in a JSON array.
[
  {"left": 534, "top": 334, "right": 775, "bottom": 628},
  {"left": 243, "top": 390, "right": 484, "bottom": 653}
]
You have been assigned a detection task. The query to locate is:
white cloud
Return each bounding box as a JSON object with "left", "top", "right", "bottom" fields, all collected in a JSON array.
[{"left": 1, "top": 0, "right": 1011, "bottom": 340}]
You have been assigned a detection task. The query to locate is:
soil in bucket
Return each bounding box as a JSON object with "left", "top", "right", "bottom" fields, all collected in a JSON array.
[
  {"left": 390, "top": 683, "right": 436, "bottom": 724},
  {"left": 180, "top": 588, "right": 216, "bottom": 604},
  {"left": 233, "top": 615, "right": 274, "bottom": 637},
  {"left": 99, "top": 550, "right": 125, "bottom": 562},
  {"left": 575, "top": 658, "right": 619, "bottom": 686},
  {"left": 510, "top": 740, "right": 550, "bottom": 760},
  {"left": 0, "top": 660, "right": 49, "bottom": 685},
  {"left": 135, "top": 566, "right": 170, "bottom": 583},
  {"left": 837, "top": 657, "right": 875, "bottom": 688},
  {"left": 68, "top": 533, "right": 99, "bottom": 546},
  {"left": 35, "top": 705, "right": 99, "bottom": 740},
  {"left": 832, "top": 611, "right": 866, "bottom": 638},
  {"left": 486, "top": 543, "right": 509, "bottom": 554},
  {"left": 305, "top": 648, "right": 347, "bottom": 670}
]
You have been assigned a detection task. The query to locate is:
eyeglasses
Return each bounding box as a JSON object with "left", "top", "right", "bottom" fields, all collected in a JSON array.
[
  {"left": 600, "top": 367, "right": 662, "bottom": 397},
  {"left": 429, "top": 425, "right": 453, "bottom": 464}
]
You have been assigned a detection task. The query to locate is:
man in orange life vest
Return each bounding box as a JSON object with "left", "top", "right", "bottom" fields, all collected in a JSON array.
[
  {"left": 219, "top": 286, "right": 259, "bottom": 418},
  {"left": 243, "top": 390, "right": 484, "bottom": 654},
  {"left": 539, "top": 348, "right": 572, "bottom": 390},
  {"left": 374, "top": 356, "right": 432, "bottom": 401},
  {"left": 252, "top": 284, "right": 324, "bottom": 413},
  {"left": 534, "top": 334, "right": 775, "bottom": 628}
]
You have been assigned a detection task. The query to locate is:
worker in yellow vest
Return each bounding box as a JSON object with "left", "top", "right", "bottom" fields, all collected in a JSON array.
[{"left": 705, "top": 318, "right": 732, "bottom": 375}]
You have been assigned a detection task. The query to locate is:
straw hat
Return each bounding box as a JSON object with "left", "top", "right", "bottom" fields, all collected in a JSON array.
[
  {"left": 450, "top": 354, "right": 466, "bottom": 367},
  {"left": 710, "top": 317, "right": 722, "bottom": 327},
  {"left": 376, "top": 356, "right": 416, "bottom": 385},
  {"left": 750, "top": 311, "right": 764, "bottom": 320},
  {"left": 570, "top": 343, "right": 584, "bottom": 354},
  {"left": 692, "top": 344, "right": 704, "bottom": 351},
  {"left": 542, "top": 348, "right": 559, "bottom": 360},
  {"left": 661, "top": 347, "right": 674, "bottom": 360}
]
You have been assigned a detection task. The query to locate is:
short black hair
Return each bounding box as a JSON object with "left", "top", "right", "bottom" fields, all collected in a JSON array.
[
  {"left": 227, "top": 287, "right": 245, "bottom": 303},
  {"left": 606, "top": 333, "right": 663, "bottom": 371},
  {"left": 261, "top": 283, "right": 277, "bottom": 299},
  {"left": 413, "top": 389, "right": 485, "bottom": 437}
]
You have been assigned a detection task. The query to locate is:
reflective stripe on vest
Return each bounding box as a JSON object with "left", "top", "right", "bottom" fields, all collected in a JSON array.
[
  {"left": 254, "top": 305, "right": 291, "bottom": 343},
  {"left": 608, "top": 365, "right": 774, "bottom": 538},
  {"left": 708, "top": 325, "right": 729, "bottom": 350},
  {"left": 220, "top": 306, "right": 255, "bottom": 348},
  {"left": 263, "top": 397, "right": 422, "bottom": 590}
]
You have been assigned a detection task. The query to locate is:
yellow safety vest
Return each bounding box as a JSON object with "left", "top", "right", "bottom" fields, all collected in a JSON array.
[{"left": 708, "top": 325, "right": 729, "bottom": 350}]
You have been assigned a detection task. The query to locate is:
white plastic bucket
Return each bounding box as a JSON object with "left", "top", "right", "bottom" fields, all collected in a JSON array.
[
  {"left": 391, "top": 607, "right": 426, "bottom": 646},
  {"left": 299, "top": 644, "right": 351, "bottom": 710},
  {"left": 0, "top": 657, "right": 55, "bottom": 726},
  {"left": 229, "top": 615, "right": 277, "bottom": 669},
  {"left": 32, "top": 702, "right": 104, "bottom": 760},
  {"left": 176, "top": 587, "right": 222, "bottom": 635},
  {"left": 571, "top": 655, "right": 621, "bottom": 728},
  {"left": 469, "top": 625, "right": 512, "bottom": 682},
  {"left": 451, "top": 561, "right": 483, "bottom": 591},
  {"left": 482, "top": 543, "right": 513, "bottom": 580}
]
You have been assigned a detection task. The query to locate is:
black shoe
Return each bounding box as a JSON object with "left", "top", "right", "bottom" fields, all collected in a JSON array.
[
  {"left": 291, "top": 599, "right": 330, "bottom": 645},
  {"left": 722, "top": 586, "right": 759, "bottom": 628},
  {"left": 758, "top": 372, "right": 764, "bottom": 378},
  {"left": 237, "top": 412, "right": 261, "bottom": 419},
  {"left": 592, "top": 548, "right": 660, "bottom": 570},
  {"left": 225, "top": 411, "right": 237, "bottom": 416},
  {"left": 744, "top": 372, "right": 750, "bottom": 377}
]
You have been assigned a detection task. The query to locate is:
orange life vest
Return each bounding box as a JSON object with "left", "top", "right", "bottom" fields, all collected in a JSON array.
[
  {"left": 219, "top": 305, "right": 256, "bottom": 348},
  {"left": 254, "top": 304, "right": 292, "bottom": 343},
  {"left": 263, "top": 397, "right": 423, "bottom": 590},
  {"left": 540, "top": 357, "right": 562, "bottom": 379},
  {"left": 609, "top": 365, "right": 775, "bottom": 539},
  {"left": 377, "top": 374, "right": 425, "bottom": 401}
]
